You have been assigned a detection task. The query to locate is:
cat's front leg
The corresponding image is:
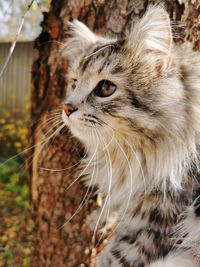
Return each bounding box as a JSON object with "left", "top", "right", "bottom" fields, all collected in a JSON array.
[
  {"left": 96, "top": 243, "right": 199, "bottom": 267},
  {"left": 95, "top": 243, "right": 122, "bottom": 267},
  {"left": 147, "top": 253, "right": 199, "bottom": 267},
  {"left": 96, "top": 239, "right": 140, "bottom": 267},
  {"left": 96, "top": 235, "right": 143, "bottom": 267},
  {"left": 96, "top": 227, "right": 168, "bottom": 267}
]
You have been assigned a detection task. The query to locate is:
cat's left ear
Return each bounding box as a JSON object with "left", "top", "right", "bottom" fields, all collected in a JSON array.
[
  {"left": 128, "top": 6, "right": 173, "bottom": 71},
  {"left": 62, "top": 20, "right": 99, "bottom": 60}
]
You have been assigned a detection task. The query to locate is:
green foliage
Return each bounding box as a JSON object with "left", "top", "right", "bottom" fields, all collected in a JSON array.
[
  {"left": 0, "top": 110, "right": 33, "bottom": 266},
  {"left": 0, "top": 156, "right": 29, "bottom": 207},
  {"left": 0, "top": 157, "right": 33, "bottom": 266},
  {"left": 0, "top": 109, "right": 29, "bottom": 158}
]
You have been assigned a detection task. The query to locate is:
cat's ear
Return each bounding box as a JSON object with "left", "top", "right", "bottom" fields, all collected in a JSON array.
[
  {"left": 62, "top": 20, "right": 98, "bottom": 60},
  {"left": 128, "top": 6, "right": 172, "bottom": 71}
]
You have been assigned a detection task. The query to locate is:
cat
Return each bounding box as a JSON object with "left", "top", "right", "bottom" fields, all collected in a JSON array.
[{"left": 61, "top": 5, "right": 200, "bottom": 267}]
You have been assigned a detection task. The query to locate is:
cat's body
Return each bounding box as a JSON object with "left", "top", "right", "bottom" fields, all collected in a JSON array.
[{"left": 62, "top": 6, "right": 200, "bottom": 267}]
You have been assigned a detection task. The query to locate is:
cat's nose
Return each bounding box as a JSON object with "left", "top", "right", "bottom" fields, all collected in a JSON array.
[{"left": 63, "top": 103, "right": 78, "bottom": 117}]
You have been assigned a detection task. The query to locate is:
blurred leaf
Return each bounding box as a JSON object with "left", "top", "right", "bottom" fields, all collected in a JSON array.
[
  {"left": 10, "top": 173, "right": 20, "bottom": 186},
  {"left": 3, "top": 249, "right": 13, "bottom": 259}
]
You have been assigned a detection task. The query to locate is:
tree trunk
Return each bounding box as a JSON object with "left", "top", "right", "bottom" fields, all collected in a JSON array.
[{"left": 30, "top": 0, "right": 200, "bottom": 266}]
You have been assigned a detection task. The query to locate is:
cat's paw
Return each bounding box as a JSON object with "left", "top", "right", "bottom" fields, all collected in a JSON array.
[
  {"left": 86, "top": 208, "right": 118, "bottom": 235},
  {"left": 96, "top": 250, "right": 121, "bottom": 267}
]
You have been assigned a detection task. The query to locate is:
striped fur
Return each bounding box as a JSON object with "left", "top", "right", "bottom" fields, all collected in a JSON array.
[{"left": 62, "top": 5, "right": 200, "bottom": 267}]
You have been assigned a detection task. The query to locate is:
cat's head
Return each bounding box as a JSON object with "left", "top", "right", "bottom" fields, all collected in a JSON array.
[{"left": 61, "top": 6, "right": 186, "bottom": 153}]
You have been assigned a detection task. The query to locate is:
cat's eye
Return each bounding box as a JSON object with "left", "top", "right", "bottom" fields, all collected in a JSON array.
[{"left": 93, "top": 80, "right": 117, "bottom": 97}]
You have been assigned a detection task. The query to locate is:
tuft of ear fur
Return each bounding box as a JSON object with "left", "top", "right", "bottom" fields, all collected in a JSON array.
[
  {"left": 62, "top": 20, "right": 101, "bottom": 60},
  {"left": 69, "top": 19, "right": 97, "bottom": 44},
  {"left": 128, "top": 5, "right": 173, "bottom": 71}
]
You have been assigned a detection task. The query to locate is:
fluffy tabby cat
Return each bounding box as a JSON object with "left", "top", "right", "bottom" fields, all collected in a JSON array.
[{"left": 61, "top": 6, "right": 200, "bottom": 267}]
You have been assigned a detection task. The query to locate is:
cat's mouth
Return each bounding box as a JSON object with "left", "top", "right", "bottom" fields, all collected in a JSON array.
[
  {"left": 63, "top": 102, "right": 78, "bottom": 117},
  {"left": 62, "top": 104, "right": 102, "bottom": 126},
  {"left": 62, "top": 109, "right": 101, "bottom": 133},
  {"left": 62, "top": 110, "right": 103, "bottom": 149}
]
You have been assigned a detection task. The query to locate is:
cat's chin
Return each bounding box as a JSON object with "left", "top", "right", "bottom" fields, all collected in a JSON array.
[{"left": 62, "top": 110, "right": 98, "bottom": 148}]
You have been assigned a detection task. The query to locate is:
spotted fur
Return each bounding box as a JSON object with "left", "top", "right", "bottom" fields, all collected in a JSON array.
[{"left": 62, "top": 5, "right": 200, "bottom": 267}]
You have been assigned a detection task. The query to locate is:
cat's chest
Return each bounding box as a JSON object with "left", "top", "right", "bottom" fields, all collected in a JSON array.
[{"left": 84, "top": 150, "right": 144, "bottom": 213}]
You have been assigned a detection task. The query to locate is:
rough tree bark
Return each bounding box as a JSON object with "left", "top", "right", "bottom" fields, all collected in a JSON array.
[{"left": 30, "top": 0, "right": 200, "bottom": 266}]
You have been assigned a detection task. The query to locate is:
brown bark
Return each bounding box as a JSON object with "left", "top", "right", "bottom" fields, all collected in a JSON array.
[{"left": 30, "top": 0, "right": 200, "bottom": 266}]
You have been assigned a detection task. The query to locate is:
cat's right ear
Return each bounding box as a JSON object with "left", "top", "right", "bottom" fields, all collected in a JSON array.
[
  {"left": 62, "top": 20, "right": 98, "bottom": 60},
  {"left": 127, "top": 6, "right": 173, "bottom": 72}
]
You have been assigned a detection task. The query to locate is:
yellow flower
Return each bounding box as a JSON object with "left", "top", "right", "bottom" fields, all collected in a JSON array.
[
  {"left": 14, "top": 142, "right": 21, "bottom": 148},
  {"left": 0, "top": 119, "right": 5, "bottom": 124},
  {"left": 18, "top": 128, "right": 28, "bottom": 136},
  {"left": 5, "top": 124, "right": 15, "bottom": 130}
]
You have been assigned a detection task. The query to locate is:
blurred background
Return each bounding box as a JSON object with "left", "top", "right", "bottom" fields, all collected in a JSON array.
[{"left": 0, "top": 1, "right": 49, "bottom": 266}]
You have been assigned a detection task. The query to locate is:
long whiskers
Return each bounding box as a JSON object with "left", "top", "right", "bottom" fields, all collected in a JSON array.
[
  {"left": 40, "top": 148, "right": 88, "bottom": 172},
  {"left": 64, "top": 139, "right": 99, "bottom": 192},
  {"left": 100, "top": 120, "right": 147, "bottom": 193},
  {"left": 32, "top": 122, "right": 66, "bottom": 162},
  {"left": 91, "top": 126, "right": 135, "bottom": 248},
  {"left": 117, "top": 133, "right": 147, "bottom": 194},
  {"left": 92, "top": 127, "right": 113, "bottom": 242},
  {"left": 58, "top": 131, "right": 99, "bottom": 230},
  {"left": 104, "top": 131, "right": 134, "bottom": 241},
  {"left": 0, "top": 111, "right": 63, "bottom": 169}
]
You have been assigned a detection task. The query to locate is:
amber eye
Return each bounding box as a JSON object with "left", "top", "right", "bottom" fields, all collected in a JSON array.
[{"left": 93, "top": 80, "right": 117, "bottom": 97}]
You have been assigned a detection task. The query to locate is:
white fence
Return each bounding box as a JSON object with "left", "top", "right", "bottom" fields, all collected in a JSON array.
[{"left": 0, "top": 42, "right": 34, "bottom": 116}]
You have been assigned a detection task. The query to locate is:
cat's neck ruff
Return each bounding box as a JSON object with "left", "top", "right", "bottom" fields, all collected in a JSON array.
[{"left": 83, "top": 131, "right": 197, "bottom": 212}]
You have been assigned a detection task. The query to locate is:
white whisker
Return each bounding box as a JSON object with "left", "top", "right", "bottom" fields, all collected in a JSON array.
[
  {"left": 58, "top": 131, "right": 99, "bottom": 229},
  {"left": 108, "top": 133, "right": 133, "bottom": 236},
  {"left": 64, "top": 139, "right": 99, "bottom": 191},
  {"left": 92, "top": 127, "right": 113, "bottom": 242},
  {"left": 40, "top": 149, "right": 88, "bottom": 172}
]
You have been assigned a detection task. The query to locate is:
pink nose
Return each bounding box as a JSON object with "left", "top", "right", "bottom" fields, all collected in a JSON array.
[{"left": 63, "top": 103, "right": 78, "bottom": 117}]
